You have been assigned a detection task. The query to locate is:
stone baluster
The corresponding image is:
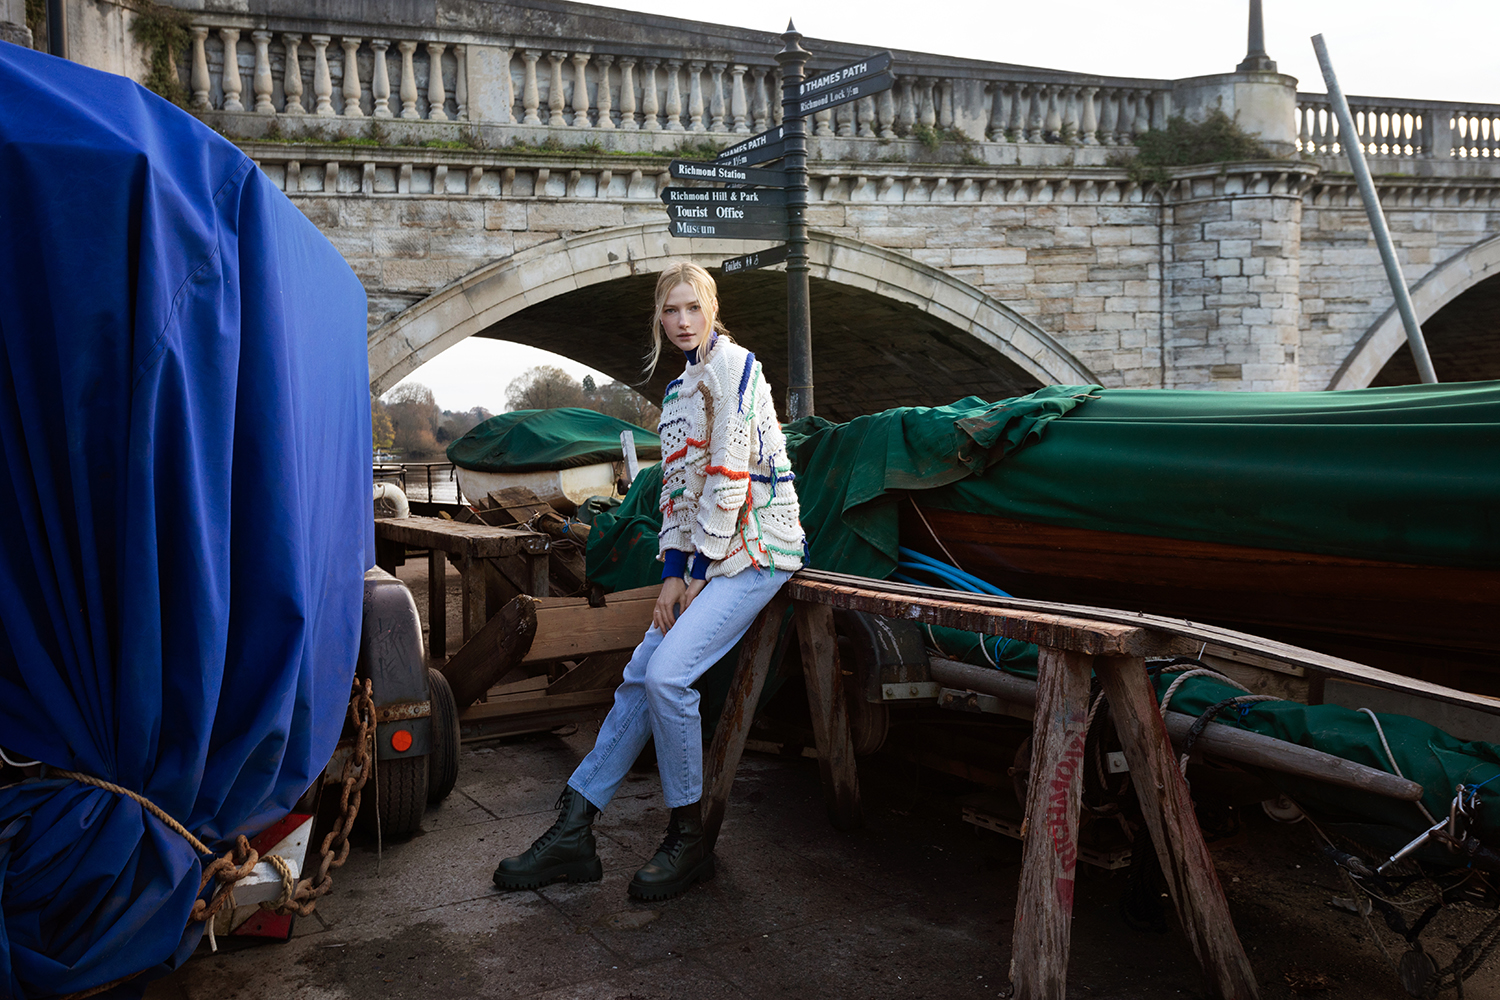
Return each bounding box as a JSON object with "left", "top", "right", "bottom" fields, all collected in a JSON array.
[
  {"left": 595, "top": 55, "right": 615, "bottom": 129},
  {"left": 1098, "top": 88, "right": 1117, "bottom": 144},
  {"left": 771, "top": 70, "right": 783, "bottom": 126},
  {"left": 815, "top": 106, "right": 833, "bottom": 136},
  {"left": 1062, "top": 86, "right": 1082, "bottom": 142},
  {"left": 877, "top": 85, "right": 896, "bottom": 138},
  {"left": 643, "top": 60, "right": 661, "bottom": 130},
  {"left": 1080, "top": 86, "right": 1099, "bottom": 144},
  {"left": 664, "top": 60, "right": 683, "bottom": 131},
  {"left": 340, "top": 38, "right": 364, "bottom": 117},
  {"left": 708, "top": 63, "right": 727, "bottom": 132},
  {"left": 895, "top": 77, "right": 915, "bottom": 136},
  {"left": 311, "top": 35, "right": 333, "bottom": 116},
  {"left": 546, "top": 52, "right": 567, "bottom": 127},
  {"left": 730, "top": 65, "right": 749, "bottom": 133},
  {"left": 619, "top": 58, "right": 638, "bottom": 129},
  {"left": 837, "top": 100, "right": 855, "bottom": 138},
  {"left": 426, "top": 43, "right": 448, "bottom": 120},
  {"left": 521, "top": 50, "right": 542, "bottom": 125},
  {"left": 1043, "top": 85, "right": 1062, "bottom": 140},
  {"left": 498, "top": 48, "right": 516, "bottom": 124},
  {"left": 569, "top": 52, "right": 591, "bottom": 127},
  {"left": 938, "top": 81, "right": 954, "bottom": 129},
  {"left": 984, "top": 82, "right": 1003, "bottom": 140},
  {"left": 1297, "top": 103, "right": 1313, "bottom": 154},
  {"left": 454, "top": 46, "right": 467, "bottom": 120},
  {"left": 919, "top": 78, "right": 937, "bottom": 128},
  {"left": 251, "top": 32, "right": 274, "bottom": 113},
  {"left": 1133, "top": 89, "right": 1150, "bottom": 138},
  {"left": 281, "top": 34, "right": 304, "bottom": 114},
  {"left": 398, "top": 41, "right": 420, "bottom": 119},
  {"left": 1008, "top": 83, "right": 1028, "bottom": 142},
  {"left": 858, "top": 95, "right": 876, "bottom": 137},
  {"left": 190, "top": 27, "right": 211, "bottom": 110},
  {"left": 687, "top": 61, "right": 704, "bottom": 131},
  {"left": 1025, "top": 84, "right": 1045, "bottom": 143},
  {"left": 370, "top": 40, "right": 391, "bottom": 117},
  {"left": 750, "top": 67, "right": 769, "bottom": 132},
  {"left": 219, "top": 29, "right": 244, "bottom": 111}
]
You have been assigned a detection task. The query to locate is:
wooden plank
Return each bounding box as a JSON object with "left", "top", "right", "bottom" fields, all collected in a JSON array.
[
  {"left": 702, "top": 591, "right": 790, "bottom": 853},
  {"left": 546, "top": 650, "right": 630, "bottom": 696},
  {"left": 460, "top": 554, "right": 483, "bottom": 643},
  {"left": 458, "top": 687, "right": 616, "bottom": 741},
  {"left": 926, "top": 657, "right": 1424, "bottom": 802},
  {"left": 439, "top": 594, "right": 537, "bottom": 709},
  {"left": 786, "top": 571, "right": 1160, "bottom": 657},
  {"left": 1009, "top": 646, "right": 1093, "bottom": 1000},
  {"left": 1097, "top": 654, "right": 1259, "bottom": 1000},
  {"left": 794, "top": 601, "right": 863, "bottom": 831},
  {"left": 791, "top": 569, "right": 1500, "bottom": 716},
  {"left": 428, "top": 547, "right": 446, "bottom": 660},
  {"left": 525, "top": 591, "right": 658, "bottom": 664},
  {"left": 374, "top": 515, "right": 551, "bottom": 559}
]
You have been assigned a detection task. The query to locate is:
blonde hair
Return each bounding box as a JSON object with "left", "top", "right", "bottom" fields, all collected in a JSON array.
[{"left": 643, "top": 261, "right": 731, "bottom": 378}]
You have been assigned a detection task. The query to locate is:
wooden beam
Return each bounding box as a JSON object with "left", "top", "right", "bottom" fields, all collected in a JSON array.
[
  {"left": 428, "top": 547, "right": 446, "bottom": 660},
  {"left": 1097, "top": 654, "right": 1259, "bottom": 1000},
  {"left": 458, "top": 687, "right": 615, "bottom": 741},
  {"left": 439, "top": 594, "right": 537, "bottom": 710},
  {"left": 794, "top": 600, "right": 863, "bottom": 831},
  {"left": 524, "top": 587, "right": 658, "bottom": 665},
  {"left": 1009, "top": 646, "right": 1093, "bottom": 1000},
  {"left": 374, "top": 515, "right": 550, "bottom": 560},
  {"left": 702, "top": 591, "right": 790, "bottom": 852}
]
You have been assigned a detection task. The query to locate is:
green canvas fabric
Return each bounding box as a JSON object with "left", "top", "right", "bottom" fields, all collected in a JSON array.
[
  {"left": 1151, "top": 670, "right": 1500, "bottom": 843},
  {"left": 447, "top": 407, "right": 661, "bottom": 473},
  {"left": 929, "top": 381, "right": 1500, "bottom": 570}
]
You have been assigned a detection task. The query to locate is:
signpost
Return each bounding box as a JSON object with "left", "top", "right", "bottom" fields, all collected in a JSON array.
[{"left": 660, "top": 25, "right": 894, "bottom": 420}]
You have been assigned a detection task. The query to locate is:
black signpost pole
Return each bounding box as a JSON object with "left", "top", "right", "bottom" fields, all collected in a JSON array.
[{"left": 776, "top": 21, "right": 813, "bottom": 420}]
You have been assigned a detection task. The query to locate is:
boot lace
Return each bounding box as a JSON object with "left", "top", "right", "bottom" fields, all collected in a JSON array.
[
  {"left": 529, "top": 791, "right": 575, "bottom": 851},
  {"left": 653, "top": 818, "right": 685, "bottom": 859}
]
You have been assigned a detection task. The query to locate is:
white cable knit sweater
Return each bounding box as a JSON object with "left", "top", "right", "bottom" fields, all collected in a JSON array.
[{"left": 657, "top": 335, "right": 805, "bottom": 579}]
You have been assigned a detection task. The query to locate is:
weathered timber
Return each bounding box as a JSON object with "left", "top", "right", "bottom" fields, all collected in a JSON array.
[
  {"left": 458, "top": 687, "right": 615, "bottom": 741},
  {"left": 546, "top": 650, "right": 630, "bottom": 696},
  {"left": 792, "top": 569, "right": 1500, "bottom": 716},
  {"left": 525, "top": 585, "right": 658, "bottom": 664},
  {"left": 440, "top": 594, "right": 537, "bottom": 709},
  {"left": 428, "top": 547, "right": 446, "bottom": 659},
  {"left": 927, "top": 657, "right": 1425, "bottom": 802},
  {"left": 703, "top": 591, "right": 790, "bottom": 853},
  {"left": 1097, "top": 654, "right": 1259, "bottom": 1000},
  {"left": 1010, "top": 647, "right": 1094, "bottom": 1000},
  {"left": 794, "top": 601, "right": 863, "bottom": 831},
  {"left": 374, "top": 515, "right": 550, "bottom": 559}
]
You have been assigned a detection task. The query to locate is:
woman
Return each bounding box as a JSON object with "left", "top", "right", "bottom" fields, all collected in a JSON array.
[{"left": 493, "top": 261, "right": 805, "bottom": 901}]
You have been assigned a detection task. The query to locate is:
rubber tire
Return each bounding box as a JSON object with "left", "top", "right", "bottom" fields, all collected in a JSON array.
[
  {"left": 373, "top": 753, "right": 428, "bottom": 840},
  {"left": 427, "top": 668, "right": 461, "bottom": 803}
]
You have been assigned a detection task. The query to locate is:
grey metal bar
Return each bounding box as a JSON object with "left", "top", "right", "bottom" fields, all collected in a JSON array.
[
  {"left": 777, "top": 22, "right": 813, "bottom": 419},
  {"left": 1311, "top": 33, "right": 1438, "bottom": 384}
]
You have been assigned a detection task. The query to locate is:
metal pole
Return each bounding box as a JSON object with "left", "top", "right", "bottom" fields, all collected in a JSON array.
[
  {"left": 776, "top": 22, "right": 813, "bottom": 419},
  {"left": 1311, "top": 34, "right": 1438, "bottom": 384},
  {"left": 45, "top": 0, "right": 68, "bottom": 58}
]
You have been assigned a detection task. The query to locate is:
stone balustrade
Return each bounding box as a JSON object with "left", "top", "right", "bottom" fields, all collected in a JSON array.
[
  {"left": 1297, "top": 94, "right": 1500, "bottom": 161},
  {"left": 172, "top": 13, "right": 1176, "bottom": 152}
]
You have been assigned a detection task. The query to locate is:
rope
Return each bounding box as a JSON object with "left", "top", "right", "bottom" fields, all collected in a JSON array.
[
  {"left": 1360, "top": 706, "right": 1440, "bottom": 825},
  {"left": 49, "top": 770, "right": 215, "bottom": 857},
  {"left": 907, "top": 497, "right": 967, "bottom": 574},
  {"left": 1, "top": 746, "right": 39, "bottom": 768},
  {"left": 1159, "top": 667, "right": 1250, "bottom": 716},
  {"left": 263, "top": 852, "right": 297, "bottom": 911}
]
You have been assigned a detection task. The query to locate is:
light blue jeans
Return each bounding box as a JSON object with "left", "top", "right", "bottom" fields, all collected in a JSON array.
[{"left": 568, "top": 567, "right": 791, "bottom": 810}]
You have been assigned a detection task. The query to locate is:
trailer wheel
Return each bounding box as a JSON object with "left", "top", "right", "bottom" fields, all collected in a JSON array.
[
  {"left": 373, "top": 753, "right": 428, "bottom": 839},
  {"left": 427, "top": 668, "right": 461, "bottom": 803}
]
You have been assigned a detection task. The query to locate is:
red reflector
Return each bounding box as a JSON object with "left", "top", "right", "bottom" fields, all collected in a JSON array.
[{"left": 390, "top": 729, "right": 413, "bottom": 752}]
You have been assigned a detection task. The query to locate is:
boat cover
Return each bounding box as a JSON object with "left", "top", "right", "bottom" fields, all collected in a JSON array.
[
  {"left": 447, "top": 407, "right": 661, "bottom": 472},
  {"left": 0, "top": 44, "right": 372, "bottom": 998}
]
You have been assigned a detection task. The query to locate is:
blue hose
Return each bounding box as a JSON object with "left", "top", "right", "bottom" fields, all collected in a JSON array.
[{"left": 898, "top": 546, "right": 1012, "bottom": 597}]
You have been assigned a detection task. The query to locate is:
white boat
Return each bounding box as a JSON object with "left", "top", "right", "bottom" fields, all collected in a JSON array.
[{"left": 455, "top": 460, "right": 658, "bottom": 514}]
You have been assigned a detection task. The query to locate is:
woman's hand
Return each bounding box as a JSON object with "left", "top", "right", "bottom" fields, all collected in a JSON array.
[
  {"left": 654, "top": 577, "right": 687, "bottom": 633},
  {"left": 680, "top": 578, "right": 707, "bottom": 617}
]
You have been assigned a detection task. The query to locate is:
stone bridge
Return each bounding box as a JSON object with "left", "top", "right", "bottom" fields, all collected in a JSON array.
[{"left": 26, "top": 0, "right": 1500, "bottom": 419}]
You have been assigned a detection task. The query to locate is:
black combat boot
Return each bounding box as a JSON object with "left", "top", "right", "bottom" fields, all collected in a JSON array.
[
  {"left": 628, "top": 800, "right": 714, "bottom": 900},
  {"left": 493, "top": 786, "right": 603, "bottom": 889}
]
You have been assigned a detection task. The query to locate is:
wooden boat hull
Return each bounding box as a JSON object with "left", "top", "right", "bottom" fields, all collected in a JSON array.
[
  {"left": 455, "top": 461, "right": 657, "bottom": 514},
  {"left": 907, "top": 505, "right": 1500, "bottom": 695}
]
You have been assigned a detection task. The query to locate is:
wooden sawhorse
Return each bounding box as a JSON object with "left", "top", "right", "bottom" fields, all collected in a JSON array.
[{"left": 702, "top": 569, "right": 1259, "bottom": 1000}]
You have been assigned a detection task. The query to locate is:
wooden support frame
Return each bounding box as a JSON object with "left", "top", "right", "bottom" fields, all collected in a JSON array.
[{"left": 794, "top": 601, "right": 862, "bottom": 831}]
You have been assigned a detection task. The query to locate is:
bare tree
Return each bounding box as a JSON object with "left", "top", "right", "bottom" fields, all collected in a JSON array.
[
  {"left": 384, "top": 382, "right": 443, "bottom": 458},
  {"left": 505, "top": 366, "right": 588, "bottom": 411},
  {"left": 591, "top": 380, "right": 662, "bottom": 430}
]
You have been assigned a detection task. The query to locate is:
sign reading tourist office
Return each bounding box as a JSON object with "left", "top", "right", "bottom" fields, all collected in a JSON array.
[{"left": 663, "top": 48, "right": 893, "bottom": 276}]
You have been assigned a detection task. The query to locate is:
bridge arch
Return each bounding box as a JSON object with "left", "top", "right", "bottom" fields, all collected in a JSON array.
[
  {"left": 367, "top": 223, "right": 1096, "bottom": 420},
  {"left": 1329, "top": 233, "right": 1500, "bottom": 389}
]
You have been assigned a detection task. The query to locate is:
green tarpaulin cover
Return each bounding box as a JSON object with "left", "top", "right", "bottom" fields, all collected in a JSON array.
[{"left": 447, "top": 407, "right": 661, "bottom": 473}]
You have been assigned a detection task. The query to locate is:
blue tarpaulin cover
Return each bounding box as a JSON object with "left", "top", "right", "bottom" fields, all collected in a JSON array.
[{"left": 0, "top": 44, "right": 373, "bottom": 998}]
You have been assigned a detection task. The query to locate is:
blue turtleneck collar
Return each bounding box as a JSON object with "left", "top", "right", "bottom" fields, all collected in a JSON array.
[{"left": 683, "top": 332, "right": 716, "bottom": 365}]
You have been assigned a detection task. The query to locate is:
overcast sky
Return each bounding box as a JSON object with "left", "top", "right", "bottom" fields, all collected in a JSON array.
[{"left": 392, "top": 0, "right": 1498, "bottom": 415}]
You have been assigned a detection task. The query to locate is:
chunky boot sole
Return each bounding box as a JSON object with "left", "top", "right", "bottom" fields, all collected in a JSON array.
[
  {"left": 627, "top": 854, "right": 715, "bottom": 901},
  {"left": 493, "top": 854, "right": 603, "bottom": 890}
]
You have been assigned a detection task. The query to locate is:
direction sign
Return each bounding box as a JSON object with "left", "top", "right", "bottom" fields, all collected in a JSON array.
[
  {"left": 716, "top": 125, "right": 787, "bottom": 167},
  {"left": 793, "top": 70, "right": 893, "bottom": 117},
  {"left": 669, "top": 218, "right": 788, "bottom": 241},
  {"left": 798, "top": 52, "right": 892, "bottom": 100},
  {"left": 666, "top": 202, "right": 786, "bottom": 227},
  {"left": 721, "top": 245, "right": 789, "bottom": 275},
  {"left": 670, "top": 160, "right": 788, "bottom": 187},
  {"left": 661, "top": 187, "right": 788, "bottom": 209}
]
